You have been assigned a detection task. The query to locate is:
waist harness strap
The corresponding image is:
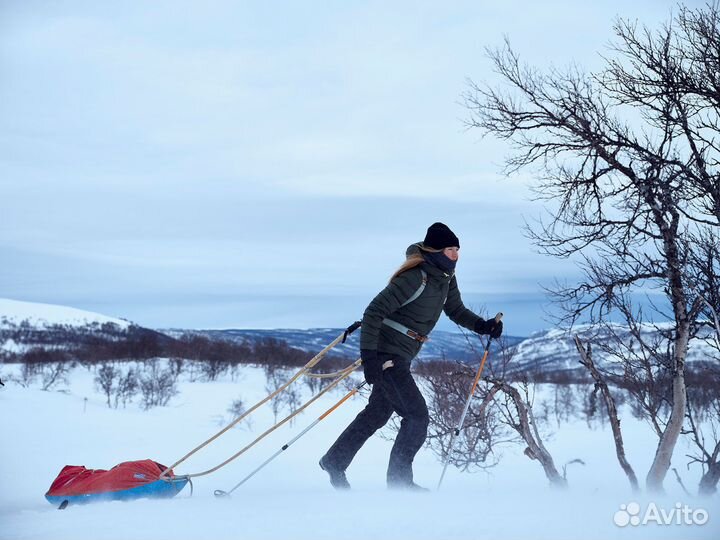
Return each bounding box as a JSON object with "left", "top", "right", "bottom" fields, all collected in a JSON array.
[{"left": 382, "top": 318, "right": 429, "bottom": 343}]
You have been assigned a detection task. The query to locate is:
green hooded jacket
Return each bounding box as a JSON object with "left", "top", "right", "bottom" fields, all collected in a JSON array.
[{"left": 360, "top": 243, "right": 481, "bottom": 360}]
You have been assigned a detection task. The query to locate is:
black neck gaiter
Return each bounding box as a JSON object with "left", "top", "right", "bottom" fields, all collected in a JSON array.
[{"left": 424, "top": 251, "right": 457, "bottom": 273}]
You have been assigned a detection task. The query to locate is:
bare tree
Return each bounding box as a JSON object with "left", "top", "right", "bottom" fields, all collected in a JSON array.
[
  {"left": 94, "top": 363, "right": 140, "bottom": 409},
  {"left": 489, "top": 379, "right": 568, "bottom": 488},
  {"left": 114, "top": 367, "right": 138, "bottom": 408},
  {"left": 422, "top": 361, "right": 505, "bottom": 472},
  {"left": 227, "top": 398, "right": 253, "bottom": 430},
  {"left": 264, "top": 364, "right": 286, "bottom": 423},
  {"left": 138, "top": 361, "right": 178, "bottom": 410},
  {"left": 39, "top": 361, "right": 71, "bottom": 391},
  {"left": 552, "top": 383, "right": 579, "bottom": 428},
  {"left": 687, "top": 228, "right": 720, "bottom": 354},
  {"left": 575, "top": 336, "right": 640, "bottom": 492},
  {"left": 95, "top": 364, "right": 118, "bottom": 408},
  {"left": 420, "top": 341, "right": 568, "bottom": 488},
  {"left": 465, "top": 3, "right": 720, "bottom": 492},
  {"left": 684, "top": 388, "right": 720, "bottom": 495},
  {"left": 261, "top": 363, "right": 302, "bottom": 426},
  {"left": 682, "top": 276, "right": 720, "bottom": 495},
  {"left": 277, "top": 382, "right": 302, "bottom": 426}
]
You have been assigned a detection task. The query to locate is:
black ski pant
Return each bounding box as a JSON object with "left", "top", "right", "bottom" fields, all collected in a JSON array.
[{"left": 322, "top": 353, "right": 429, "bottom": 486}]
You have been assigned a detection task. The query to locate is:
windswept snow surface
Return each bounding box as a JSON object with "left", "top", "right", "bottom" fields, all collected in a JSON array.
[
  {"left": 0, "top": 364, "right": 716, "bottom": 540},
  {"left": 0, "top": 298, "right": 130, "bottom": 330}
]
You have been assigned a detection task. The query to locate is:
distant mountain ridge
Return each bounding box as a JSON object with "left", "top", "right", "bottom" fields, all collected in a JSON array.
[
  {"left": 169, "top": 325, "right": 719, "bottom": 376},
  {"left": 509, "top": 323, "right": 718, "bottom": 377},
  {"left": 1, "top": 299, "right": 717, "bottom": 377},
  {"left": 163, "top": 327, "right": 526, "bottom": 362}
]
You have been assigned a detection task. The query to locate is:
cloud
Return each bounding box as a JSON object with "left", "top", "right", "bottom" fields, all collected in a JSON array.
[{"left": 0, "top": 0, "right": 682, "bottom": 332}]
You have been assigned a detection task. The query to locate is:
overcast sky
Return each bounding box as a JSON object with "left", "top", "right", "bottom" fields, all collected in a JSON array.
[{"left": 0, "top": 1, "right": 689, "bottom": 335}]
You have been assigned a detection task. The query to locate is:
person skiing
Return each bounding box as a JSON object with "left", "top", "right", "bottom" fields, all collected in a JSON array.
[{"left": 319, "top": 222, "right": 503, "bottom": 490}]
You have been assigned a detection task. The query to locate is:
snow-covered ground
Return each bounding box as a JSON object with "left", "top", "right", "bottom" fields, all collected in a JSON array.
[{"left": 0, "top": 363, "right": 716, "bottom": 540}]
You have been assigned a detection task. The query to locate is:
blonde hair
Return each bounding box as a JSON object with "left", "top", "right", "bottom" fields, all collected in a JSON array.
[{"left": 389, "top": 243, "right": 441, "bottom": 281}]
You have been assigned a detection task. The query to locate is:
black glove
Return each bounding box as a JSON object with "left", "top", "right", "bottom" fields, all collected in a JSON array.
[
  {"left": 474, "top": 317, "right": 503, "bottom": 339},
  {"left": 361, "top": 349, "right": 382, "bottom": 385}
]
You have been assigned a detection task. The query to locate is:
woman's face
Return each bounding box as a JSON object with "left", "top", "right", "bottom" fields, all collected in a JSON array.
[{"left": 443, "top": 246, "right": 460, "bottom": 262}]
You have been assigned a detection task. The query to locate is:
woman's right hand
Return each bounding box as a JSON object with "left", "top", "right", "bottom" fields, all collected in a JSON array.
[
  {"left": 474, "top": 317, "right": 503, "bottom": 339},
  {"left": 361, "top": 349, "right": 382, "bottom": 384}
]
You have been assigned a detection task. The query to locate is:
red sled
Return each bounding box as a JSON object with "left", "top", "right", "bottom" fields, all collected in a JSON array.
[{"left": 45, "top": 459, "right": 189, "bottom": 507}]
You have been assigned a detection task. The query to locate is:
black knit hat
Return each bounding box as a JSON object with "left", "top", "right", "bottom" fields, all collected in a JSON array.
[{"left": 423, "top": 222, "right": 459, "bottom": 250}]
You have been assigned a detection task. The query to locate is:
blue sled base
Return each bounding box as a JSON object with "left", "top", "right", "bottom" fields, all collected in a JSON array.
[{"left": 46, "top": 477, "right": 189, "bottom": 507}]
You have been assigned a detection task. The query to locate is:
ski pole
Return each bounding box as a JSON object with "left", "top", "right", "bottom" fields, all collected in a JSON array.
[
  {"left": 437, "top": 312, "right": 503, "bottom": 490},
  {"left": 215, "top": 381, "right": 367, "bottom": 497}
]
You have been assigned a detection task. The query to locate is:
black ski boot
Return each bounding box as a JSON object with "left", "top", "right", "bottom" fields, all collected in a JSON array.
[{"left": 319, "top": 456, "right": 350, "bottom": 490}]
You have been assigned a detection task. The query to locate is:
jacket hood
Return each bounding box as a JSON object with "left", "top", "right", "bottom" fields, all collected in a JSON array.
[
  {"left": 405, "top": 242, "right": 441, "bottom": 258},
  {"left": 405, "top": 243, "right": 452, "bottom": 278}
]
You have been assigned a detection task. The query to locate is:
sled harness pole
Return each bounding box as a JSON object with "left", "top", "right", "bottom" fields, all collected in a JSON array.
[
  {"left": 215, "top": 380, "right": 368, "bottom": 497},
  {"left": 159, "top": 321, "right": 361, "bottom": 480},
  {"left": 189, "top": 358, "right": 360, "bottom": 479},
  {"left": 437, "top": 312, "right": 503, "bottom": 490}
]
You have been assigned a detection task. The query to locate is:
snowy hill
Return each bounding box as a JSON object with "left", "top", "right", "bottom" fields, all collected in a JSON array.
[
  {"left": 510, "top": 323, "right": 719, "bottom": 376},
  {"left": 0, "top": 298, "right": 172, "bottom": 362},
  {"left": 0, "top": 298, "right": 131, "bottom": 330}
]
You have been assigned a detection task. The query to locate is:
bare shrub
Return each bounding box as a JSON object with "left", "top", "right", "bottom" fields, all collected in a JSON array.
[
  {"left": 40, "top": 361, "right": 71, "bottom": 391},
  {"left": 227, "top": 398, "right": 253, "bottom": 430},
  {"left": 418, "top": 339, "right": 569, "bottom": 487},
  {"left": 138, "top": 362, "right": 178, "bottom": 410},
  {"left": 16, "top": 362, "right": 41, "bottom": 388},
  {"left": 114, "top": 367, "right": 138, "bottom": 408},
  {"left": 420, "top": 361, "right": 504, "bottom": 472},
  {"left": 95, "top": 363, "right": 118, "bottom": 407}
]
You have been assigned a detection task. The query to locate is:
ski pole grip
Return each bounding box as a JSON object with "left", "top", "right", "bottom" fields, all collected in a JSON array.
[{"left": 342, "top": 321, "right": 362, "bottom": 343}]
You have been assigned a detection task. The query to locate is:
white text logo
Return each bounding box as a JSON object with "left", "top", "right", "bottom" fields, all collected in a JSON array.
[{"left": 614, "top": 502, "right": 709, "bottom": 527}]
